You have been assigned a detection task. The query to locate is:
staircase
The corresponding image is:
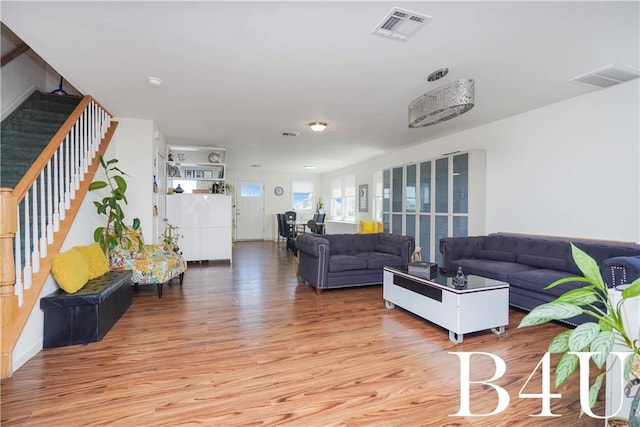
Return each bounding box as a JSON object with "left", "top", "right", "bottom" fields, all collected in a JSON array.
[
  {"left": 1, "top": 91, "right": 82, "bottom": 188},
  {"left": 0, "top": 90, "right": 117, "bottom": 379}
]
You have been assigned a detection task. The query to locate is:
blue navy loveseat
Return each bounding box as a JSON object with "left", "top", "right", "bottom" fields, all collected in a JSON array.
[
  {"left": 296, "top": 233, "right": 415, "bottom": 294},
  {"left": 440, "top": 233, "right": 640, "bottom": 325}
]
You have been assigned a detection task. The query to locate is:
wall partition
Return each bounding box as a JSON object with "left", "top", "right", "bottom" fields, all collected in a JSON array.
[{"left": 382, "top": 150, "right": 486, "bottom": 266}]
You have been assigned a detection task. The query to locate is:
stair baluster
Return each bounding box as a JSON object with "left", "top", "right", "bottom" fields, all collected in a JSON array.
[{"left": 1, "top": 93, "right": 117, "bottom": 379}]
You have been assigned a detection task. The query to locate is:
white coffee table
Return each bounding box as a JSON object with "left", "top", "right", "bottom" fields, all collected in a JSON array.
[{"left": 383, "top": 266, "right": 509, "bottom": 344}]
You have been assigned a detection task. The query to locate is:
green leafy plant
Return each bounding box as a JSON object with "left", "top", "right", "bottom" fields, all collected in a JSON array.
[
  {"left": 88, "top": 156, "right": 141, "bottom": 255},
  {"left": 519, "top": 243, "right": 640, "bottom": 409},
  {"left": 161, "top": 223, "right": 183, "bottom": 252}
]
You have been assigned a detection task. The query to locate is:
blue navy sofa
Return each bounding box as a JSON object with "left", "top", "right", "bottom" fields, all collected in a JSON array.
[
  {"left": 296, "top": 233, "right": 415, "bottom": 294},
  {"left": 440, "top": 233, "right": 640, "bottom": 326}
]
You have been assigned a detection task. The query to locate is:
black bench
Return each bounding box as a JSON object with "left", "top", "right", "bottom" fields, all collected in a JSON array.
[{"left": 40, "top": 270, "right": 133, "bottom": 348}]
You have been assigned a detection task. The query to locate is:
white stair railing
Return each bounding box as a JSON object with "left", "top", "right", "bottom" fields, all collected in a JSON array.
[{"left": 12, "top": 99, "right": 111, "bottom": 306}]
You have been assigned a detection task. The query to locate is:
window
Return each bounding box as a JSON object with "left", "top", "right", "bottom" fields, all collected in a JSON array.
[
  {"left": 240, "top": 183, "right": 261, "bottom": 197},
  {"left": 330, "top": 174, "right": 356, "bottom": 221},
  {"left": 292, "top": 180, "right": 314, "bottom": 211}
]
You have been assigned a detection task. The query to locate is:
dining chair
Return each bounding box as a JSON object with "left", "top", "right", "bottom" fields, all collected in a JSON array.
[
  {"left": 284, "top": 210, "right": 297, "bottom": 237},
  {"left": 306, "top": 219, "right": 320, "bottom": 234},
  {"left": 276, "top": 213, "right": 285, "bottom": 246},
  {"left": 312, "top": 213, "right": 325, "bottom": 234}
]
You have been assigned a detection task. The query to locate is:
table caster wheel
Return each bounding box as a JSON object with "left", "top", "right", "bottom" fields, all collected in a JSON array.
[{"left": 385, "top": 300, "right": 395, "bottom": 309}]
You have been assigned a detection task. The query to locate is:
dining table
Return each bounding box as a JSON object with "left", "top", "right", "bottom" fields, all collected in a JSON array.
[{"left": 287, "top": 220, "right": 325, "bottom": 234}]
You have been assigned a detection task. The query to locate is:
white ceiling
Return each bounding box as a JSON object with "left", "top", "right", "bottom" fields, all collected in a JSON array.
[{"left": 2, "top": 1, "right": 638, "bottom": 174}]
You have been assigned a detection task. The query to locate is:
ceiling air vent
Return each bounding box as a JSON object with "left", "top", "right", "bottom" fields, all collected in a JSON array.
[
  {"left": 569, "top": 63, "right": 639, "bottom": 89},
  {"left": 281, "top": 132, "right": 299, "bottom": 137},
  {"left": 372, "top": 8, "right": 431, "bottom": 41}
]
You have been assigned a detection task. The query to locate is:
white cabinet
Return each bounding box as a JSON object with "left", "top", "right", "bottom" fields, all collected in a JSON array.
[{"left": 166, "top": 194, "right": 232, "bottom": 262}]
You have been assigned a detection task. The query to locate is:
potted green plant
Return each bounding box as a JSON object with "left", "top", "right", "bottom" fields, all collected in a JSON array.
[
  {"left": 88, "top": 156, "right": 141, "bottom": 255},
  {"left": 161, "top": 223, "right": 183, "bottom": 254},
  {"left": 518, "top": 243, "right": 640, "bottom": 419}
]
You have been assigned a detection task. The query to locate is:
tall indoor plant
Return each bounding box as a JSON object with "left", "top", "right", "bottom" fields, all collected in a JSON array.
[
  {"left": 519, "top": 243, "right": 640, "bottom": 416},
  {"left": 89, "top": 156, "right": 141, "bottom": 255}
]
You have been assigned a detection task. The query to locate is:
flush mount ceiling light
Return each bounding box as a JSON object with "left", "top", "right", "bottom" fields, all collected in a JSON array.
[
  {"left": 303, "top": 165, "right": 317, "bottom": 170},
  {"left": 147, "top": 76, "right": 162, "bottom": 87},
  {"left": 408, "top": 68, "right": 475, "bottom": 128},
  {"left": 309, "top": 122, "right": 327, "bottom": 132}
]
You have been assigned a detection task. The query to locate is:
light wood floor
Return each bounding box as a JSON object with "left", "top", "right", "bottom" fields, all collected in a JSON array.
[{"left": 2, "top": 241, "right": 604, "bottom": 426}]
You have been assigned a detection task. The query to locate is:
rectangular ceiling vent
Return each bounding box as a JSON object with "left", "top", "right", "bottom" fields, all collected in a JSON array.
[
  {"left": 372, "top": 8, "right": 431, "bottom": 42},
  {"left": 569, "top": 63, "right": 640, "bottom": 89}
]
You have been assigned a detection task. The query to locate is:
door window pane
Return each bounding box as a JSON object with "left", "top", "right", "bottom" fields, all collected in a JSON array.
[
  {"left": 419, "top": 215, "right": 431, "bottom": 262},
  {"left": 383, "top": 169, "right": 390, "bottom": 212},
  {"left": 453, "top": 153, "right": 469, "bottom": 214},
  {"left": 453, "top": 216, "right": 468, "bottom": 237},
  {"left": 435, "top": 158, "right": 448, "bottom": 213},
  {"left": 383, "top": 213, "right": 390, "bottom": 233},
  {"left": 434, "top": 215, "right": 448, "bottom": 268},
  {"left": 240, "top": 184, "right": 262, "bottom": 197},
  {"left": 419, "top": 161, "right": 431, "bottom": 213},
  {"left": 392, "top": 167, "right": 403, "bottom": 212},
  {"left": 406, "top": 214, "right": 416, "bottom": 239},
  {"left": 406, "top": 164, "right": 416, "bottom": 213},
  {"left": 392, "top": 214, "right": 403, "bottom": 235}
]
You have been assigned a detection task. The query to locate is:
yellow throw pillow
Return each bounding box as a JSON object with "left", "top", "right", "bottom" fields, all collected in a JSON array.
[
  {"left": 75, "top": 243, "right": 110, "bottom": 280},
  {"left": 360, "top": 220, "right": 375, "bottom": 234},
  {"left": 376, "top": 221, "right": 383, "bottom": 233},
  {"left": 51, "top": 248, "right": 89, "bottom": 293}
]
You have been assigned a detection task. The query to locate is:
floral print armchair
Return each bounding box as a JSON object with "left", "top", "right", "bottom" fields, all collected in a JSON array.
[{"left": 108, "top": 229, "right": 187, "bottom": 298}]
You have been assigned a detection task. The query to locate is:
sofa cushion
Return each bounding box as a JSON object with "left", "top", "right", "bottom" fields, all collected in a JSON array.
[
  {"left": 517, "top": 254, "right": 568, "bottom": 271},
  {"left": 324, "top": 234, "right": 376, "bottom": 255},
  {"left": 454, "top": 259, "right": 536, "bottom": 282},
  {"left": 355, "top": 252, "right": 404, "bottom": 270},
  {"left": 509, "top": 269, "right": 586, "bottom": 298},
  {"left": 473, "top": 249, "right": 517, "bottom": 263},
  {"left": 328, "top": 255, "right": 368, "bottom": 272}
]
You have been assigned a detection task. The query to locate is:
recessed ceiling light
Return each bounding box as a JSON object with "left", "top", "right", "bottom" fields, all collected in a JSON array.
[
  {"left": 309, "top": 122, "right": 327, "bottom": 132},
  {"left": 304, "top": 165, "right": 317, "bottom": 170},
  {"left": 147, "top": 76, "right": 162, "bottom": 87}
]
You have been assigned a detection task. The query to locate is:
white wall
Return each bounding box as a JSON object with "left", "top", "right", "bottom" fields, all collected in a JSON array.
[
  {"left": 226, "top": 169, "right": 322, "bottom": 240},
  {"left": 0, "top": 49, "right": 46, "bottom": 118},
  {"left": 110, "top": 117, "right": 156, "bottom": 242},
  {"left": 323, "top": 80, "right": 640, "bottom": 242},
  {"left": 1, "top": 26, "right": 81, "bottom": 119}
]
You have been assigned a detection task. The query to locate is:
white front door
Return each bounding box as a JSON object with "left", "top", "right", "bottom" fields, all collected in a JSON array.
[{"left": 235, "top": 180, "right": 265, "bottom": 240}]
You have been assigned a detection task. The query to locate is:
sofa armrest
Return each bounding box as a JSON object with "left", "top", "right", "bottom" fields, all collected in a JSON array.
[
  {"left": 439, "top": 236, "right": 486, "bottom": 273},
  {"left": 296, "top": 234, "right": 328, "bottom": 258},
  {"left": 296, "top": 234, "right": 330, "bottom": 288},
  {"left": 601, "top": 255, "right": 640, "bottom": 287}
]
